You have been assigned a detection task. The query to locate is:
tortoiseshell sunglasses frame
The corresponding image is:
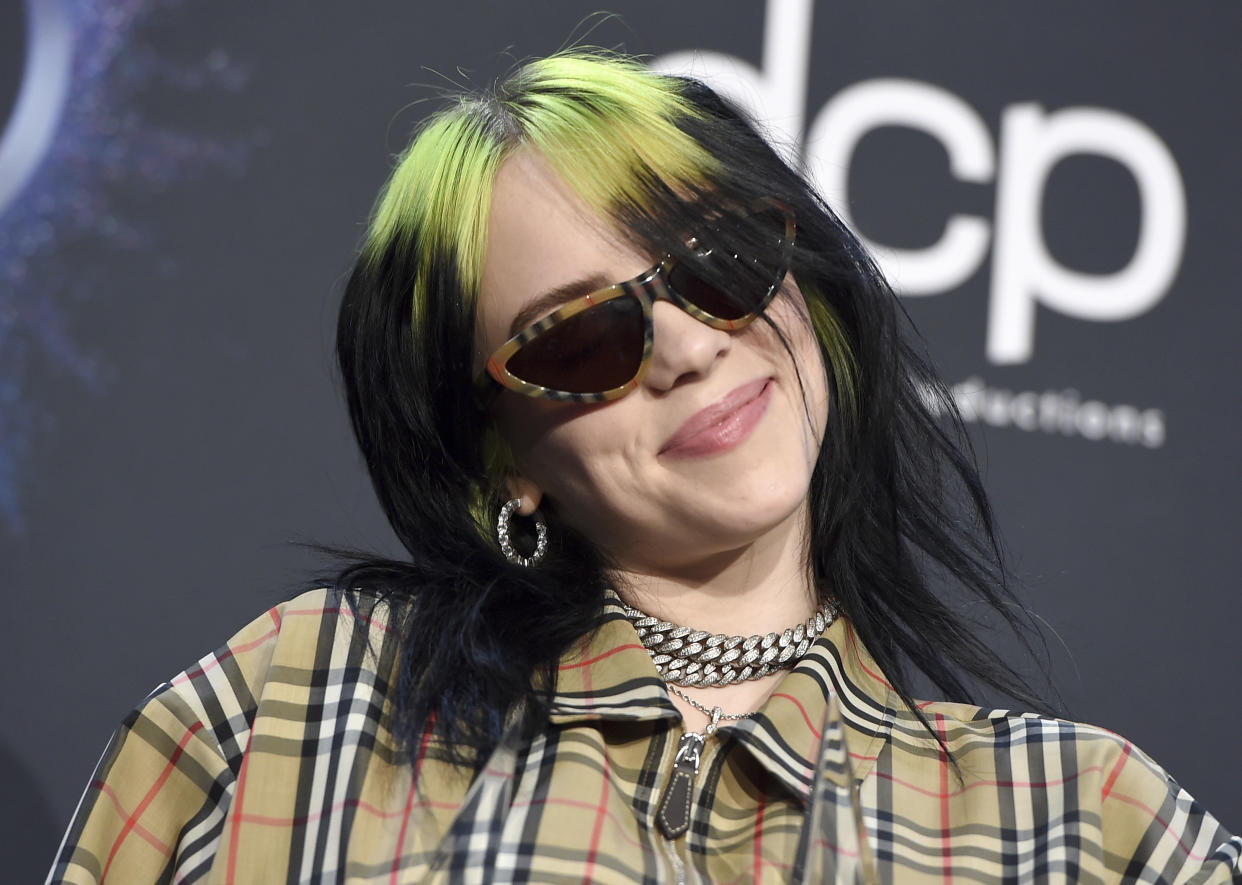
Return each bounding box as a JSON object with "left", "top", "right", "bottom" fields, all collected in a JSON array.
[{"left": 477, "top": 200, "right": 795, "bottom": 404}]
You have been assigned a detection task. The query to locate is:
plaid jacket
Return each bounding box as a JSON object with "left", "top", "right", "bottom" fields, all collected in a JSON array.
[{"left": 48, "top": 588, "right": 1241, "bottom": 883}]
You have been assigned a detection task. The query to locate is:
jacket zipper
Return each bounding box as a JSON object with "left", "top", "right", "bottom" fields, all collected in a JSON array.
[
  {"left": 658, "top": 732, "right": 705, "bottom": 839},
  {"left": 657, "top": 707, "right": 724, "bottom": 883}
]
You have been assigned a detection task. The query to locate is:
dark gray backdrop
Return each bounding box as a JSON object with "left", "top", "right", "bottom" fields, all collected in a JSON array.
[{"left": 3, "top": 1, "right": 1238, "bottom": 877}]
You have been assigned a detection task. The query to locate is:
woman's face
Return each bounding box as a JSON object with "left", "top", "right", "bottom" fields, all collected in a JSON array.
[{"left": 475, "top": 150, "right": 829, "bottom": 578}]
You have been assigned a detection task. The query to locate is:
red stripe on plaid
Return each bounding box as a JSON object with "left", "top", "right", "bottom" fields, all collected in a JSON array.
[
  {"left": 808, "top": 836, "right": 863, "bottom": 858},
  {"left": 100, "top": 720, "right": 204, "bottom": 883},
  {"left": 92, "top": 781, "right": 171, "bottom": 856},
  {"left": 579, "top": 641, "right": 607, "bottom": 882},
  {"left": 1105, "top": 790, "right": 1215, "bottom": 862},
  {"left": 581, "top": 642, "right": 596, "bottom": 706},
  {"left": 937, "top": 714, "right": 953, "bottom": 884},
  {"left": 581, "top": 751, "right": 611, "bottom": 884},
  {"left": 846, "top": 622, "right": 894, "bottom": 691},
  {"left": 874, "top": 765, "right": 1106, "bottom": 798},
  {"left": 171, "top": 628, "right": 279, "bottom": 686},
  {"left": 1101, "top": 741, "right": 1133, "bottom": 800},
  {"left": 170, "top": 607, "right": 292, "bottom": 687},
  {"left": 753, "top": 769, "right": 768, "bottom": 881},
  {"left": 389, "top": 775, "right": 418, "bottom": 884},
  {"left": 224, "top": 732, "right": 254, "bottom": 884},
  {"left": 771, "top": 691, "right": 823, "bottom": 739},
  {"left": 232, "top": 797, "right": 440, "bottom": 827},
  {"left": 559, "top": 642, "right": 646, "bottom": 670},
  {"left": 392, "top": 717, "right": 435, "bottom": 883},
  {"left": 285, "top": 604, "right": 395, "bottom": 635},
  {"left": 510, "top": 797, "right": 651, "bottom": 851}
]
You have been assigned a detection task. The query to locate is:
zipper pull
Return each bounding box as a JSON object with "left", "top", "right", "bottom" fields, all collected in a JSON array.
[{"left": 658, "top": 732, "right": 705, "bottom": 839}]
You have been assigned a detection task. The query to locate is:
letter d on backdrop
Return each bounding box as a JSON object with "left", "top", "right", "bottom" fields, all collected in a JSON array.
[{"left": 648, "top": 0, "right": 813, "bottom": 167}]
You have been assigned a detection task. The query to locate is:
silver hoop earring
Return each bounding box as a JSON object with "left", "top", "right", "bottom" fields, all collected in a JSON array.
[{"left": 497, "top": 497, "right": 547, "bottom": 567}]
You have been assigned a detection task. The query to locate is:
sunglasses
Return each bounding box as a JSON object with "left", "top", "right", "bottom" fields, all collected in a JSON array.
[{"left": 478, "top": 200, "right": 795, "bottom": 403}]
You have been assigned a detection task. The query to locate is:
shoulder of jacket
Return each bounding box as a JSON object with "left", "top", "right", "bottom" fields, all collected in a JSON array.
[
  {"left": 141, "top": 588, "right": 399, "bottom": 750},
  {"left": 913, "top": 699, "right": 1148, "bottom": 760}
]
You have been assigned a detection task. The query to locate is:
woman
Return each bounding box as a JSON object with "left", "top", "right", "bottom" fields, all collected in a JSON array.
[{"left": 48, "top": 51, "right": 1239, "bottom": 883}]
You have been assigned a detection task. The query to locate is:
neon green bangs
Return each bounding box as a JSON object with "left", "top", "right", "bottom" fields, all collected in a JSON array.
[{"left": 361, "top": 51, "right": 719, "bottom": 319}]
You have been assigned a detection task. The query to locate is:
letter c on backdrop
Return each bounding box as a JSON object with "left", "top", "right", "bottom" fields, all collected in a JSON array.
[{"left": 805, "top": 79, "right": 996, "bottom": 296}]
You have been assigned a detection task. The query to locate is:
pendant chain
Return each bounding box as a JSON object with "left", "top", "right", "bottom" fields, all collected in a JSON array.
[{"left": 665, "top": 684, "right": 752, "bottom": 734}]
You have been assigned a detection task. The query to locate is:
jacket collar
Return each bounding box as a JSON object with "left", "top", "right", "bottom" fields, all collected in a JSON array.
[
  {"left": 547, "top": 602, "right": 680, "bottom": 723},
  {"left": 548, "top": 597, "right": 898, "bottom": 803}
]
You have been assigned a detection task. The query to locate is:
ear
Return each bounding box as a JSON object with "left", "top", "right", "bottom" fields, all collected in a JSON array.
[{"left": 503, "top": 476, "right": 544, "bottom": 515}]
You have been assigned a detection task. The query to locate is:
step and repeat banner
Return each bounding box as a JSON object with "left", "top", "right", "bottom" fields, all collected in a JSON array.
[{"left": 2, "top": 0, "right": 1238, "bottom": 873}]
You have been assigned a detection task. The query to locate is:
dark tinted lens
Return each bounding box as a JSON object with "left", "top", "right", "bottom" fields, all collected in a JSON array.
[
  {"left": 664, "top": 260, "right": 753, "bottom": 320},
  {"left": 667, "top": 206, "right": 789, "bottom": 320},
  {"left": 505, "top": 295, "right": 645, "bottom": 394},
  {"left": 748, "top": 205, "right": 790, "bottom": 281}
]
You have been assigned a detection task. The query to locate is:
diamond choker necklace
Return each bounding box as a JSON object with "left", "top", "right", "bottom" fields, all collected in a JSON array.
[{"left": 615, "top": 596, "right": 838, "bottom": 687}]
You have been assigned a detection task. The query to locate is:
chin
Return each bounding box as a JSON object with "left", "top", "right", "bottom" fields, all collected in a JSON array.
[{"left": 707, "top": 482, "right": 812, "bottom": 546}]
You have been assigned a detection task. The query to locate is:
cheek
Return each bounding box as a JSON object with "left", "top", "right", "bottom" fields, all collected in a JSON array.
[
  {"left": 770, "top": 285, "right": 824, "bottom": 361},
  {"left": 494, "top": 397, "right": 566, "bottom": 462},
  {"left": 751, "top": 294, "right": 832, "bottom": 429},
  {"left": 542, "top": 415, "right": 643, "bottom": 499},
  {"left": 495, "top": 398, "right": 644, "bottom": 507}
]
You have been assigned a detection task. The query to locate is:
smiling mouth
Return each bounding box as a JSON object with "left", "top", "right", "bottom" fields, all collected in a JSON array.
[{"left": 659, "top": 378, "right": 772, "bottom": 459}]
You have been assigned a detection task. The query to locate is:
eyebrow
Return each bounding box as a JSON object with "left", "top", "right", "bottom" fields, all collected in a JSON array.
[{"left": 506, "top": 272, "right": 616, "bottom": 338}]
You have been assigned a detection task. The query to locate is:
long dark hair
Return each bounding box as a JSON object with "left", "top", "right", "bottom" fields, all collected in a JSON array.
[{"left": 321, "top": 50, "right": 1050, "bottom": 769}]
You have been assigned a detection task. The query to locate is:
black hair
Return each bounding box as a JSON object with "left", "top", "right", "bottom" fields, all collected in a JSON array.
[{"left": 316, "top": 51, "right": 1052, "bottom": 770}]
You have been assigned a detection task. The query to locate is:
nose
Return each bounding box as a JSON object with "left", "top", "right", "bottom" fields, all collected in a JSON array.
[{"left": 641, "top": 299, "right": 732, "bottom": 392}]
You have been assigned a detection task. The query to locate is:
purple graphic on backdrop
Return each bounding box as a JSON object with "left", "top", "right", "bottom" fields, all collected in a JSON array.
[{"left": 0, "top": 0, "right": 253, "bottom": 532}]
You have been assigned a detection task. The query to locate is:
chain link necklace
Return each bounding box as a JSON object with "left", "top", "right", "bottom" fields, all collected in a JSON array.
[
  {"left": 611, "top": 592, "right": 840, "bottom": 839},
  {"left": 616, "top": 595, "right": 838, "bottom": 687}
]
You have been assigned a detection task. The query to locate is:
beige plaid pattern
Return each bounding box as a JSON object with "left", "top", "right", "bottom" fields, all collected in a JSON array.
[{"left": 48, "top": 589, "right": 1240, "bottom": 883}]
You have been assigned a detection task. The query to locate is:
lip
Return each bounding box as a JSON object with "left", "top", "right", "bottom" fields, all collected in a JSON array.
[{"left": 659, "top": 378, "right": 772, "bottom": 459}]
